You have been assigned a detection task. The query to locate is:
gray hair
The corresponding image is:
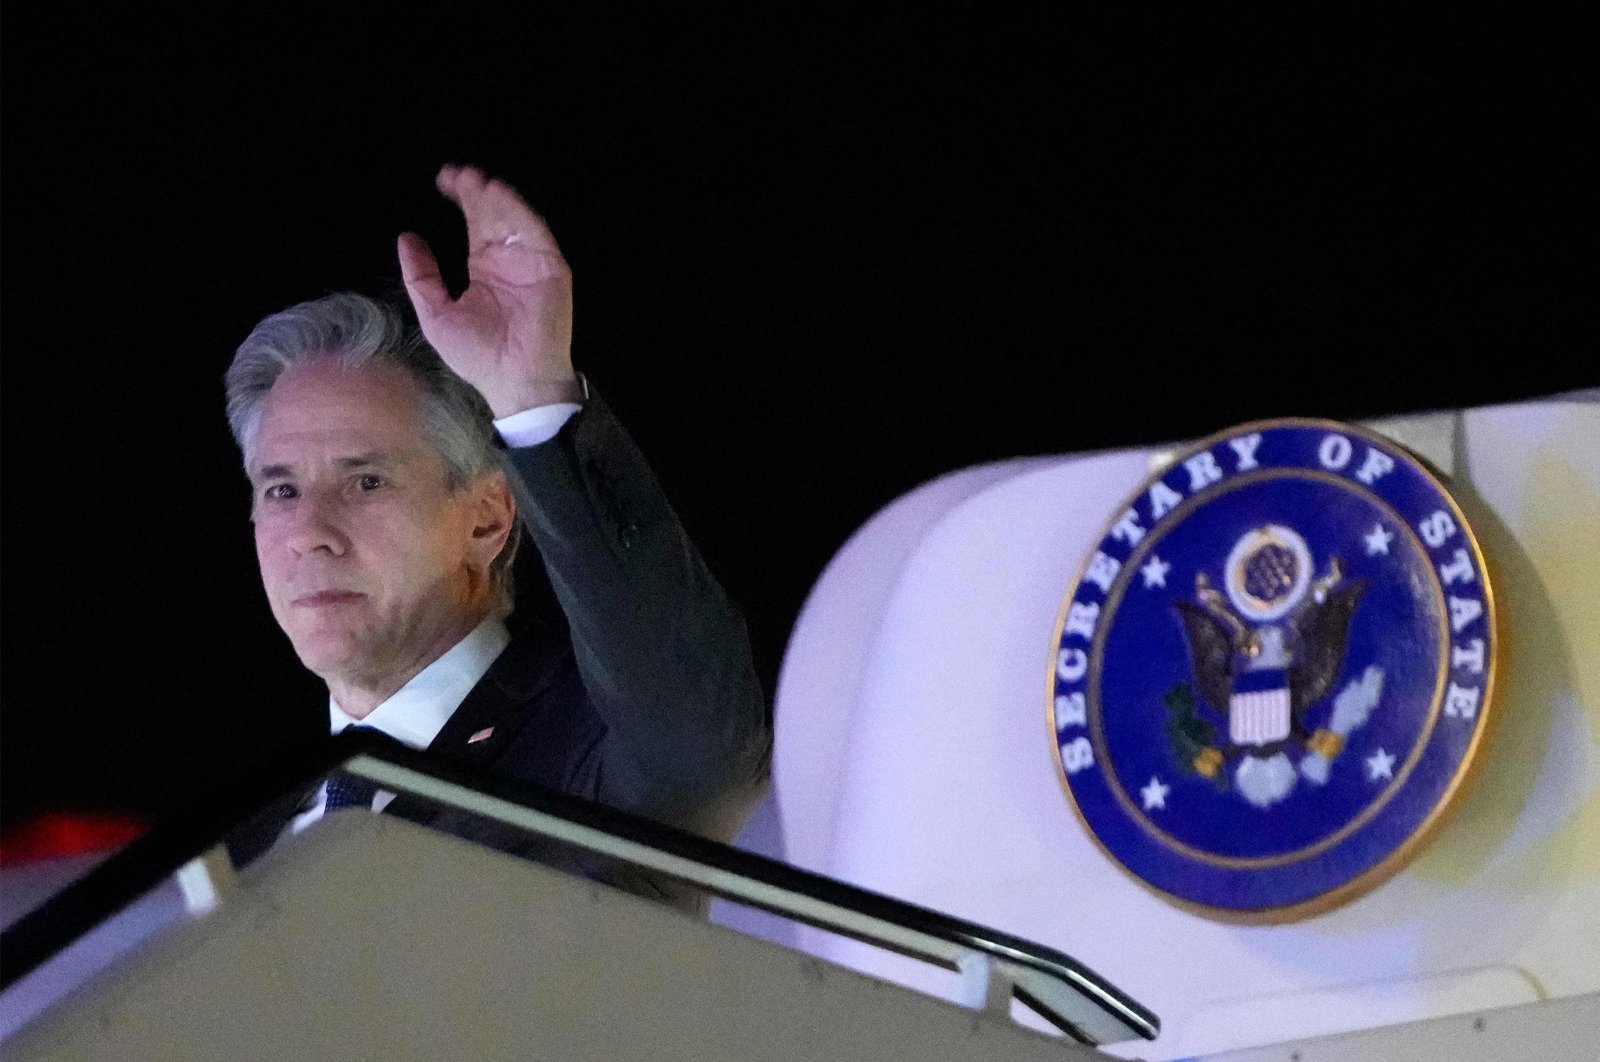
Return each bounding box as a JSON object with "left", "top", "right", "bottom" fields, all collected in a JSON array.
[{"left": 225, "top": 293, "right": 518, "bottom": 612}]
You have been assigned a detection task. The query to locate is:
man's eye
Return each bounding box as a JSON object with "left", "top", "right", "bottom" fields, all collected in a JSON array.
[
  {"left": 357, "top": 474, "right": 383, "bottom": 491},
  {"left": 264, "top": 484, "right": 298, "bottom": 501}
]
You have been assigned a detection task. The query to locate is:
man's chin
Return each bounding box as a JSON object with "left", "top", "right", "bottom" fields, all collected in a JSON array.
[{"left": 289, "top": 634, "right": 375, "bottom": 682}]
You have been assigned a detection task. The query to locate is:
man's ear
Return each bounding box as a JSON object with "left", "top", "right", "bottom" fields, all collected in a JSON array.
[{"left": 468, "top": 470, "right": 517, "bottom": 567}]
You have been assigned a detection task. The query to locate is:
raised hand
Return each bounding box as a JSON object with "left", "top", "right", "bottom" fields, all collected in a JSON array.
[{"left": 398, "top": 165, "right": 582, "bottom": 418}]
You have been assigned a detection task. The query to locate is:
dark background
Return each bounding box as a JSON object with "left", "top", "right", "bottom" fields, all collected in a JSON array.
[{"left": 1, "top": 13, "right": 1590, "bottom": 829}]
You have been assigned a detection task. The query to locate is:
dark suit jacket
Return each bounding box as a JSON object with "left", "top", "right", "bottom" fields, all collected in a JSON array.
[{"left": 230, "top": 387, "right": 771, "bottom": 915}]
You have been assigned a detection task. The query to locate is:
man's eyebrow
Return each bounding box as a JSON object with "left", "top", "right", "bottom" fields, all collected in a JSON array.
[
  {"left": 335, "top": 452, "right": 397, "bottom": 470},
  {"left": 251, "top": 453, "right": 399, "bottom": 482}
]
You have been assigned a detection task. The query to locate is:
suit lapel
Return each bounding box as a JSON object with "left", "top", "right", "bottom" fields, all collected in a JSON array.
[{"left": 384, "top": 619, "right": 571, "bottom": 827}]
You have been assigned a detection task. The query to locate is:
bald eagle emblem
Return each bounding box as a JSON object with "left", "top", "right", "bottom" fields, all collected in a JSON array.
[{"left": 1166, "top": 524, "right": 1384, "bottom": 808}]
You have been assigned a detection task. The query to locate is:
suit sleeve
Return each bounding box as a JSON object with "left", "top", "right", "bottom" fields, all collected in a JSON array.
[{"left": 498, "top": 385, "right": 771, "bottom": 841}]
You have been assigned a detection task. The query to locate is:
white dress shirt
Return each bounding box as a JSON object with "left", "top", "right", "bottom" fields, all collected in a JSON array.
[
  {"left": 292, "top": 616, "right": 510, "bottom": 830},
  {"left": 493, "top": 401, "right": 583, "bottom": 450},
  {"left": 290, "top": 400, "right": 581, "bottom": 831}
]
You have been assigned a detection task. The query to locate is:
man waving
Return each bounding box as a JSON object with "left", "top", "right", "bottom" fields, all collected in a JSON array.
[{"left": 225, "top": 166, "right": 770, "bottom": 911}]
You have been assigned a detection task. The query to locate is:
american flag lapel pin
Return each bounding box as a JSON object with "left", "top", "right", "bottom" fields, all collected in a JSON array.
[{"left": 468, "top": 727, "right": 495, "bottom": 745}]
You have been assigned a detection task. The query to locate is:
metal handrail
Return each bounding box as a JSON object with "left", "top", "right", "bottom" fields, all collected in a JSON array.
[{"left": 2, "top": 731, "right": 1158, "bottom": 1045}]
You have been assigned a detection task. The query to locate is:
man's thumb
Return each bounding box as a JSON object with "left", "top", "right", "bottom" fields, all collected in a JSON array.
[{"left": 397, "top": 232, "right": 450, "bottom": 319}]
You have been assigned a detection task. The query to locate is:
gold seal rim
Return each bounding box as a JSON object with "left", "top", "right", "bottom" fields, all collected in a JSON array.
[{"left": 1045, "top": 416, "right": 1499, "bottom": 925}]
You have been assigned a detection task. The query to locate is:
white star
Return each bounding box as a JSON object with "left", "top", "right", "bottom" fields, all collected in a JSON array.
[
  {"left": 1364, "top": 524, "right": 1393, "bottom": 556},
  {"left": 1141, "top": 776, "right": 1170, "bottom": 810},
  {"left": 1366, "top": 747, "right": 1396, "bottom": 781},
  {"left": 1141, "top": 555, "right": 1171, "bottom": 589}
]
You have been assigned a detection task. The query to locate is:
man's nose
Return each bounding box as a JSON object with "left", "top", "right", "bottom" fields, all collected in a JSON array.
[{"left": 284, "top": 495, "right": 350, "bottom": 557}]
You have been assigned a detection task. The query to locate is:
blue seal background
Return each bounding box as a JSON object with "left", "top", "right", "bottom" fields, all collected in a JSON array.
[
  {"left": 1053, "top": 423, "right": 1491, "bottom": 915},
  {"left": 1098, "top": 474, "right": 1439, "bottom": 859}
]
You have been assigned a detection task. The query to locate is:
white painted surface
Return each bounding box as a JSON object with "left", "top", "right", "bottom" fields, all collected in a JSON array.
[
  {"left": 6, "top": 814, "right": 1113, "bottom": 1062},
  {"left": 772, "top": 394, "right": 1600, "bottom": 1060},
  {"left": 1199, "top": 990, "right": 1600, "bottom": 1062}
]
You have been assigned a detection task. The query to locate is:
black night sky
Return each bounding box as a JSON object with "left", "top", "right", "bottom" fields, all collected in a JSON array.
[{"left": 1, "top": 13, "right": 1591, "bottom": 831}]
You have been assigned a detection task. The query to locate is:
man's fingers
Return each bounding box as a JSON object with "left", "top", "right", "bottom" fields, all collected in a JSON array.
[
  {"left": 484, "top": 180, "right": 563, "bottom": 255},
  {"left": 397, "top": 232, "right": 451, "bottom": 319},
  {"left": 437, "top": 164, "right": 562, "bottom": 256},
  {"left": 435, "top": 163, "right": 487, "bottom": 203}
]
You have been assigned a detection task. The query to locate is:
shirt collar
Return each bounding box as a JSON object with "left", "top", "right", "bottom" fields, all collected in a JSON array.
[{"left": 329, "top": 617, "right": 512, "bottom": 750}]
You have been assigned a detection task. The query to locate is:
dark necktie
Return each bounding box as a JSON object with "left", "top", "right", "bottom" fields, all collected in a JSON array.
[{"left": 325, "top": 725, "right": 385, "bottom": 811}]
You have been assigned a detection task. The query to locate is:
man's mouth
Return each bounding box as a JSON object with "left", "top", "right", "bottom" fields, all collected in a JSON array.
[{"left": 293, "top": 590, "right": 365, "bottom": 607}]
